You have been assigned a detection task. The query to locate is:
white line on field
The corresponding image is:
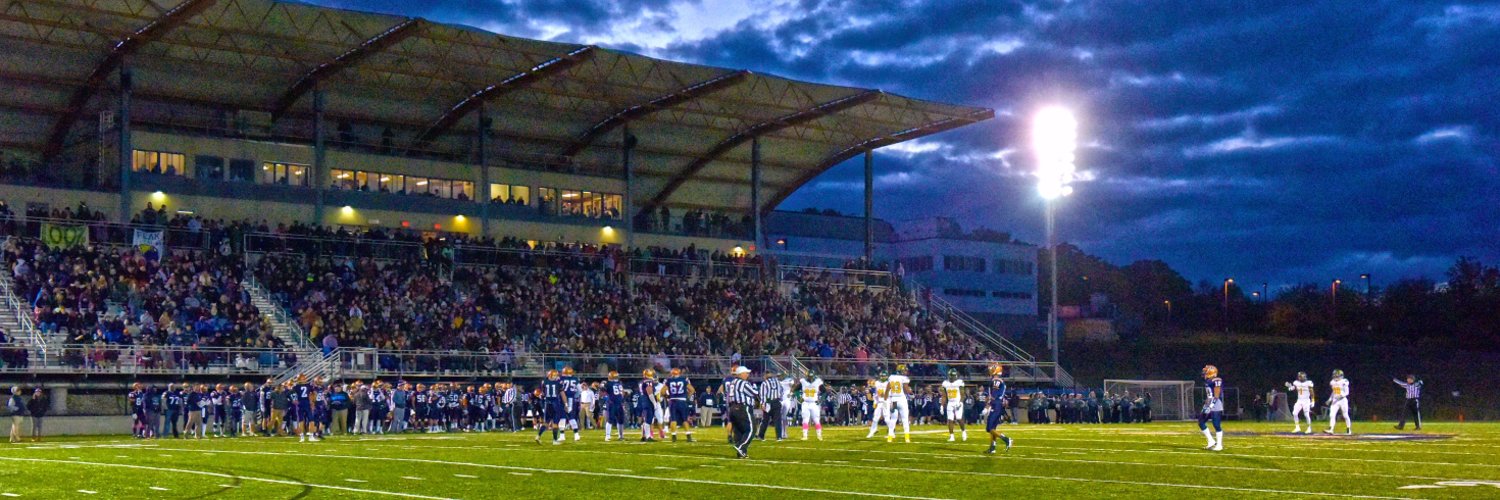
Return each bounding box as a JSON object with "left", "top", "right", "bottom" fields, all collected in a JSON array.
[
  {"left": 402, "top": 476, "right": 425, "bottom": 481},
  {"left": 653, "top": 466, "right": 676, "bottom": 470},
  {"left": 778, "top": 444, "right": 1480, "bottom": 483},
  {"left": 554, "top": 447, "right": 1416, "bottom": 500},
  {"left": 76, "top": 490, "right": 96, "bottom": 494},
  {"left": 453, "top": 474, "right": 478, "bottom": 478},
  {"left": 149, "top": 487, "right": 169, "bottom": 491},
  {"left": 136, "top": 448, "right": 951, "bottom": 500},
  {"left": 1, "top": 493, "right": 18, "bottom": 497},
  {"left": 0, "top": 457, "right": 454, "bottom": 500},
  {"left": 606, "top": 468, "right": 633, "bottom": 473},
  {"left": 218, "top": 484, "right": 238, "bottom": 488},
  {"left": 509, "top": 472, "right": 532, "bottom": 477},
  {"left": 345, "top": 479, "right": 367, "bottom": 483}
]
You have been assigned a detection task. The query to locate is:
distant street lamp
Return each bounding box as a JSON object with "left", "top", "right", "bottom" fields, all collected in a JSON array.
[
  {"left": 1360, "top": 273, "right": 1372, "bottom": 303},
  {"left": 1331, "top": 279, "right": 1342, "bottom": 328},
  {"left": 1034, "top": 106, "right": 1077, "bottom": 365},
  {"left": 1164, "top": 299, "right": 1172, "bottom": 323}
]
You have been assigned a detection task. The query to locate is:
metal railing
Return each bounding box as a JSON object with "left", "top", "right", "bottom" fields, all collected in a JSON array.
[
  {"left": 776, "top": 264, "right": 895, "bottom": 288},
  {"left": 0, "top": 343, "right": 1071, "bottom": 385},
  {"left": 242, "top": 276, "right": 312, "bottom": 350},
  {"left": 927, "top": 292, "right": 1035, "bottom": 362},
  {"left": 0, "top": 258, "right": 42, "bottom": 353},
  {"left": 0, "top": 343, "right": 299, "bottom": 376}
]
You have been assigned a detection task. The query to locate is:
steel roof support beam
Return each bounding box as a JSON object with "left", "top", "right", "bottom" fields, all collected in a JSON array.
[
  {"left": 412, "top": 46, "right": 596, "bottom": 151},
  {"left": 559, "top": 69, "right": 749, "bottom": 158},
  {"left": 640, "top": 89, "right": 882, "bottom": 214},
  {"left": 760, "top": 109, "right": 994, "bottom": 215},
  {"left": 42, "top": 0, "right": 217, "bottom": 159},
  {"left": 271, "top": 17, "right": 426, "bottom": 120}
]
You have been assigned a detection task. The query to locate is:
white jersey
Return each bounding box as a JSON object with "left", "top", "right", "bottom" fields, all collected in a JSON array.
[
  {"left": 780, "top": 377, "right": 796, "bottom": 403},
  {"left": 799, "top": 378, "right": 823, "bottom": 404},
  {"left": 941, "top": 379, "right": 965, "bottom": 403},
  {"left": 873, "top": 381, "right": 890, "bottom": 404},
  {"left": 885, "top": 375, "right": 910, "bottom": 401},
  {"left": 1330, "top": 378, "right": 1351, "bottom": 400},
  {"left": 1289, "top": 380, "right": 1314, "bottom": 403}
]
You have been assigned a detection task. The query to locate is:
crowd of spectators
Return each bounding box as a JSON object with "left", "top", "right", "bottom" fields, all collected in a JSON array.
[{"left": 2, "top": 237, "right": 277, "bottom": 350}]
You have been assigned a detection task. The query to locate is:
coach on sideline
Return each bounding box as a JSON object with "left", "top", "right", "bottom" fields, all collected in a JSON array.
[
  {"left": 1393, "top": 374, "right": 1423, "bottom": 431},
  {"left": 725, "top": 366, "right": 759, "bottom": 458}
]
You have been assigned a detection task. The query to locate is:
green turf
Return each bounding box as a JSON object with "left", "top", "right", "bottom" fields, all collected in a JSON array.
[{"left": 2, "top": 422, "right": 1498, "bottom": 498}]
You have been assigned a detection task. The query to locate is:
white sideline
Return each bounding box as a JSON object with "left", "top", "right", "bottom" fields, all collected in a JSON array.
[
  {"left": 0, "top": 457, "right": 454, "bottom": 500},
  {"left": 134, "top": 447, "right": 951, "bottom": 500},
  {"left": 552, "top": 447, "right": 1417, "bottom": 500}
]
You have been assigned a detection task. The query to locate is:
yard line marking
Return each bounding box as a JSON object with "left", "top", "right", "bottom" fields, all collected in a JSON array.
[
  {"left": 1398, "top": 485, "right": 1445, "bottom": 490},
  {"left": 555, "top": 448, "right": 1417, "bottom": 500},
  {"left": 402, "top": 476, "right": 425, "bottom": 481},
  {"left": 653, "top": 466, "right": 676, "bottom": 470},
  {"left": 509, "top": 472, "right": 532, "bottom": 477},
  {"left": 218, "top": 484, "right": 239, "bottom": 488},
  {"left": 606, "top": 468, "right": 633, "bottom": 473},
  {"left": 860, "top": 459, "right": 886, "bottom": 462},
  {"left": 68, "top": 457, "right": 81, "bottom": 460},
  {"left": 345, "top": 479, "right": 367, "bottom": 483},
  {"left": 76, "top": 490, "right": 96, "bottom": 495},
  {"left": 0, "top": 457, "right": 454, "bottom": 500},
  {"left": 136, "top": 448, "right": 950, "bottom": 500},
  {"left": 453, "top": 474, "right": 478, "bottom": 478},
  {"left": 149, "top": 487, "right": 170, "bottom": 491},
  {"left": 2, "top": 493, "right": 19, "bottom": 497}
]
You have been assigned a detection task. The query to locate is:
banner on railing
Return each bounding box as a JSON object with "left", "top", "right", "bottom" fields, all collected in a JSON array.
[
  {"left": 40, "top": 223, "right": 88, "bottom": 250},
  {"left": 133, "top": 228, "right": 165, "bottom": 258}
]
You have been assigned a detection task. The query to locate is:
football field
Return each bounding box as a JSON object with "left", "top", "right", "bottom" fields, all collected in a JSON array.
[{"left": 2, "top": 422, "right": 1499, "bottom": 498}]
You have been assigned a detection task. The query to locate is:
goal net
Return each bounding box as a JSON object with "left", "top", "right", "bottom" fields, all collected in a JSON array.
[{"left": 1103, "top": 379, "right": 1196, "bottom": 421}]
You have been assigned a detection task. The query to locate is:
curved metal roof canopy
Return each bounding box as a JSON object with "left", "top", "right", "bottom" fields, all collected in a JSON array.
[{"left": 0, "top": 0, "right": 993, "bottom": 215}]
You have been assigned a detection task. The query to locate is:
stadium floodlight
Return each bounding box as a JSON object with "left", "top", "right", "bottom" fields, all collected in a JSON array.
[
  {"left": 1033, "top": 106, "right": 1077, "bottom": 364},
  {"left": 1033, "top": 106, "right": 1078, "bottom": 200}
]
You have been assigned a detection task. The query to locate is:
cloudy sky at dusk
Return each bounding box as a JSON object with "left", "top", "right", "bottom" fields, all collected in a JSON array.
[{"left": 310, "top": 0, "right": 1499, "bottom": 288}]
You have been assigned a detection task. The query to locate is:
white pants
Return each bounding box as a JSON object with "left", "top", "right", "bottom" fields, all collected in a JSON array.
[
  {"left": 869, "top": 401, "right": 890, "bottom": 432},
  {"left": 1328, "top": 399, "right": 1351, "bottom": 430},
  {"left": 888, "top": 399, "right": 910, "bottom": 435},
  {"left": 1292, "top": 401, "right": 1314, "bottom": 425},
  {"left": 945, "top": 402, "right": 964, "bottom": 421},
  {"left": 801, "top": 402, "right": 821, "bottom": 426}
]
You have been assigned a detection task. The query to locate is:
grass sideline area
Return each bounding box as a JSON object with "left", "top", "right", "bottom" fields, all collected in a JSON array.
[{"left": 0, "top": 422, "right": 1497, "bottom": 498}]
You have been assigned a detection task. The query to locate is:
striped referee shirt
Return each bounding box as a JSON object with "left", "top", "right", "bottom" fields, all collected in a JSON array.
[
  {"left": 725, "top": 378, "right": 758, "bottom": 405},
  {"left": 759, "top": 378, "right": 783, "bottom": 404},
  {"left": 1394, "top": 379, "right": 1423, "bottom": 399}
]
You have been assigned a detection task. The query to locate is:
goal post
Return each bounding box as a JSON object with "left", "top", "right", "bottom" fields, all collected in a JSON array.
[{"left": 1103, "top": 379, "right": 1195, "bottom": 421}]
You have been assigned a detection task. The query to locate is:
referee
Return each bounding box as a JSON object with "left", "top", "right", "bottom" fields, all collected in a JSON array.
[
  {"left": 1393, "top": 374, "right": 1423, "bottom": 431},
  {"left": 725, "top": 366, "right": 759, "bottom": 458},
  {"left": 757, "top": 371, "right": 786, "bottom": 440}
]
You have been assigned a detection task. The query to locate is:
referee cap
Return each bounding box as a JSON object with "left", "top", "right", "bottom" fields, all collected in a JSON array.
[{"left": 734, "top": 366, "right": 751, "bottom": 375}]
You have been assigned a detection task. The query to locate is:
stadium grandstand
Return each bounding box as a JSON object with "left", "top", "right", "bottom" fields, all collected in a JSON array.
[{"left": 0, "top": 0, "right": 1067, "bottom": 397}]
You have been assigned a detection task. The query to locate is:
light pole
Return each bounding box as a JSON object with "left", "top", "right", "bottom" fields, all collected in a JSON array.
[
  {"left": 1223, "top": 278, "right": 1234, "bottom": 334},
  {"left": 1331, "top": 279, "right": 1342, "bottom": 328},
  {"left": 1360, "top": 273, "right": 1371, "bottom": 303},
  {"left": 1034, "top": 106, "right": 1077, "bottom": 365},
  {"left": 1163, "top": 299, "right": 1172, "bottom": 324}
]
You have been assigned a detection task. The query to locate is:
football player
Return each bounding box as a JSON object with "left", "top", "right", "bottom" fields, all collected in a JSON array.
[
  {"left": 1284, "top": 372, "right": 1315, "bottom": 434},
  {"left": 663, "top": 368, "right": 696, "bottom": 442},
  {"left": 638, "top": 369, "right": 661, "bottom": 442},
  {"left": 561, "top": 367, "right": 582, "bottom": 441},
  {"left": 1326, "top": 369, "right": 1353, "bottom": 435},
  {"left": 886, "top": 365, "right": 913, "bottom": 443},
  {"left": 798, "top": 372, "right": 824, "bottom": 441},
  {"left": 535, "top": 370, "right": 570, "bottom": 445},
  {"left": 942, "top": 369, "right": 967, "bottom": 442},
  {"left": 983, "top": 364, "right": 1012, "bottom": 454},
  {"left": 1199, "top": 365, "right": 1224, "bottom": 451},
  {"left": 602, "top": 371, "right": 627, "bottom": 441},
  {"left": 865, "top": 374, "right": 891, "bottom": 439}
]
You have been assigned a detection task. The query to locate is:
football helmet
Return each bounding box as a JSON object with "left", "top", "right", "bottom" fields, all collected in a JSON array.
[{"left": 1202, "top": 365, "right": 1219, "bottom": 378}]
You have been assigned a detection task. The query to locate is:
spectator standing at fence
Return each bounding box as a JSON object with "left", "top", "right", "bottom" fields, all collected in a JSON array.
[
  {"left": 7, "top": 386, "right": 26, "bottom": 443},
  {"left": 26, "top": 388, "right": 47, "bottom": 442},
  {"left": 1393, "top": 374, "right": 1423, "bottom": 431}
]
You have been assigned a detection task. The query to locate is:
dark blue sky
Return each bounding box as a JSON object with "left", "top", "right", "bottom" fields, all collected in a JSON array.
[{"left": 311, "top": 0, "right": 1499, "bottom": 288}]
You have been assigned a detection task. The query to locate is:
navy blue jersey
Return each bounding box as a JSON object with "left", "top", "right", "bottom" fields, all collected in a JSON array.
[
  {"left": 602, "top": 380, "right": 625, "bottom": 404},
  {"left": 665, "top": 376, "right": 690, "bottom": 400},
  {"left": 561, "top": 376, "right": 580, "bottom": 398},
  {"left": 638, "top": 379, "right": 658, "bottom": 404},
  {"left": 988, "top": 378, "right": 1007, "bottom": 411},
  {"left": 294, "top": 384, "right": 313, "bottom": 405},
  {"left": 129, "top": 390, "right": 145, "bottom": 413},
  {"left": 542, "top": 379, "right": 566, "bottom": 403}
]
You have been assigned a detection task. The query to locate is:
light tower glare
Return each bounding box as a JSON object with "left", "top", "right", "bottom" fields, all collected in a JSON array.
[{"left": 1033, "top": 106, "right": 1078, "bottom": 200}]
